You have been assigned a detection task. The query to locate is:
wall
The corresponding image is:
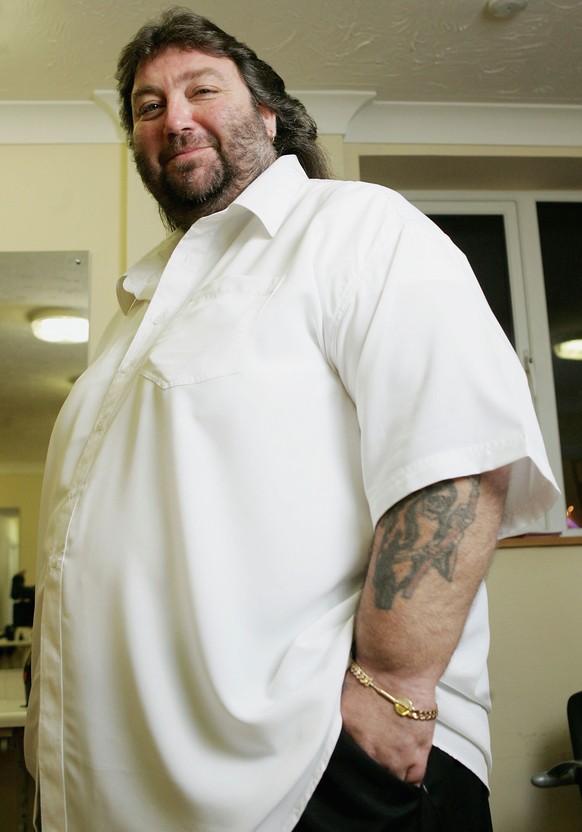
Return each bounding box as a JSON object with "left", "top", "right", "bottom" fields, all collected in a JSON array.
[
  {"left": 0, "top": 474, "right": 42, "bottom": 579},
  {"left": 487, "top": 544, "right": 582, "bottom": 832}
]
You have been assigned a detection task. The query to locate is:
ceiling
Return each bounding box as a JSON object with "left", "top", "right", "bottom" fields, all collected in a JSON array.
[
  {"left": 1, "top": 0, "right": 581, "bottom": 471},
  {"left": 1, "top": 0, "right": 581, "bottom": 105}
]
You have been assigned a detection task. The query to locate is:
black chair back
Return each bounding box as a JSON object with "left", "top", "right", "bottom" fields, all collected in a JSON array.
[{"left": 567, "top": 691, "right": 582, "bottom": 798}]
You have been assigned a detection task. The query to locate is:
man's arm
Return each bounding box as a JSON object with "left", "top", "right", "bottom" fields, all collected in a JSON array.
[{"left": 341, "top": 466, "right": 510, "bottom": 785}]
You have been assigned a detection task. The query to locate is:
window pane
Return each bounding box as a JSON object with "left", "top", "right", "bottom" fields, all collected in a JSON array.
[
  {"left": 537, "top": 202, "right": 582, "bottom": 529},
  {"left": 428, "top": 214, "right": 515, "bottom": 346}
]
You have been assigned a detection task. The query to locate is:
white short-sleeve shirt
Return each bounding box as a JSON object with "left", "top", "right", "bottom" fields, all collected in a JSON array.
[{"left": 25, "top": 156, "right": 558, "bottom": 832}]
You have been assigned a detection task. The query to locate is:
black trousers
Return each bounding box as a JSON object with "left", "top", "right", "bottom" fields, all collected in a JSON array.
[{"left": 294, "top": 729, "right": 493, "bottom": 832}]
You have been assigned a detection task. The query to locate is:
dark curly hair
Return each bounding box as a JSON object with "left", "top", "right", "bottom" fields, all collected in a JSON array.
[{"left": 115, "top": 7, "right": 332, "bottom": 180}]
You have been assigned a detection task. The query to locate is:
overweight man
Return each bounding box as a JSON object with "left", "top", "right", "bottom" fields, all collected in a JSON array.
[{"left": 25, "top": 8, "right": 558, "bottom": 831}]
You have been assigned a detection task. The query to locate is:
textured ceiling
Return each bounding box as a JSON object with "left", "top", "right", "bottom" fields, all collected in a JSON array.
[{"left": 1, "top": 0, "right": 581, "bottom": 105}]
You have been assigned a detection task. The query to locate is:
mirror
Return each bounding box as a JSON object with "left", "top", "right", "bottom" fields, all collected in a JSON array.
[
  {"left": 0, "top": 251, "right": 89, "bottom": 469},
  {"left": 0, "top": 509, "right": 20, "bottom": 633},
  {"left": 0, "top": 252, "right": 89, "bottom": 626}
]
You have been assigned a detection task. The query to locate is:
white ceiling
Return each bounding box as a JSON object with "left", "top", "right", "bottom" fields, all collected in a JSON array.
[
  {"left": 1, "top": 0, "right": 581, "bottom": 471},
  {"left": 2, "top": 0, "right": 581, "bottom": 105}
]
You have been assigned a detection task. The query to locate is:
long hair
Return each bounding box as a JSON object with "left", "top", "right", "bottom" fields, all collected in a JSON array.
[{"left": 115, "top": 7, "right": 333, "bottom": 180}]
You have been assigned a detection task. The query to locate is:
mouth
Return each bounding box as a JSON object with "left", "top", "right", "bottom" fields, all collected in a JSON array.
[
  {"left": 174, "top": 146, "right": 210, "bottom": 159},
  {"left": 162, "top": 142, "right": 215, "bottom": 166}
]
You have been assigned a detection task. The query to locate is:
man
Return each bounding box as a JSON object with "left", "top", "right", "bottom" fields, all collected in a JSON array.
[{"left": 25, "top": 8, "right": 558, "bottom": 831}]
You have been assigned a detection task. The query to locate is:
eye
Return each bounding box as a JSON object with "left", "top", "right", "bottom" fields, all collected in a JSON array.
[
  {"left": 136, "top": 101, "right": 164, "bottom": 119},
  {"left": 189, "top": 86, "right": 219, "bottom": 99}
]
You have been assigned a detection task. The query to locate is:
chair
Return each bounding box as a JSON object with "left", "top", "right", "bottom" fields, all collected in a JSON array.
[{"left": 531, "top": 691, "right": 582, "bottom": 797}]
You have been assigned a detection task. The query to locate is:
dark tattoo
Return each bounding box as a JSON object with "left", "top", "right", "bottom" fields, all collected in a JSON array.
[{"left": 373, "top": 477, "right": 480, "bottom": 610}]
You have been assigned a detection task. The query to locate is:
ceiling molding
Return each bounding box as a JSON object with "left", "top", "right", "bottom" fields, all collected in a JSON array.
[
  {"left": 345, "top": 101, "right": 582, "bottom": 148},
  {"left": 0, "top": 101, "right": 123, "bottom": 144},
  {"left": 2, "top": 94, "right": 582, "bottom": 149},
  {"left": 93, "top": 90, "right": 124, "bottom": 140},
  {"left": 291, "top": 91, "right": 376, "bottom": 135}
]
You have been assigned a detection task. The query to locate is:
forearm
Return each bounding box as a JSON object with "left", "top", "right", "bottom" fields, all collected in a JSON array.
[
  {"left": 341, "top": 466, "right": 509, "bottom": 784},
  {"left": 354, "top": 467, "right": 509, "bottom": 694}
]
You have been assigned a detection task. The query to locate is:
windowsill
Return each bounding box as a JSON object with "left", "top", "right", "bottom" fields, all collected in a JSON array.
[{"left": 498, "top": 534, "right": 582, "bottom": 548}]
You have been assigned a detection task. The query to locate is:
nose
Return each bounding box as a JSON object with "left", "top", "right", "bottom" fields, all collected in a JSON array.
[{"left": 163, "top": 94, "right": 195, "bottom": 137}]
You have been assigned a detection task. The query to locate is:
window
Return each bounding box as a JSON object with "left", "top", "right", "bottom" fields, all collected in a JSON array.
[
  {"left": 405, "top": 192, "right": 582, "bottom": 535},
  {"left": 537, "top": 202, "right": 582, "bottom": 529}
]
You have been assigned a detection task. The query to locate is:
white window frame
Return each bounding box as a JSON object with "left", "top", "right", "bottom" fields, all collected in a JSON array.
[{"left": 402, "top": 190, "right": 582, "bottom": 535}]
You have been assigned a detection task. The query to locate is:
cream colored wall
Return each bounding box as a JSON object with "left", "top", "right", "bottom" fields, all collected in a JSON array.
[
  {"left": 319, "top": 134, "right": 346, "bottom": 178},
  {"left": 0, "top": 473, "right": 43, "bottom": 579},
  {"left": 487, "top": 545, "right": 582, "bottom": 832},
  {"left": 125, "top": 153, "right": 166, "bottom": 265}
]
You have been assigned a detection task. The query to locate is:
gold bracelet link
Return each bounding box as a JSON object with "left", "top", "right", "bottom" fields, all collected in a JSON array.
[{"left": 349, "top": 660, "right": 438, "bottom": 721}]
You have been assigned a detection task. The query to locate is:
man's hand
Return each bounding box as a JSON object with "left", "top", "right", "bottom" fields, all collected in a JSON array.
[{"left": 340, "top": 666, "right": 435, "bottom": 786}]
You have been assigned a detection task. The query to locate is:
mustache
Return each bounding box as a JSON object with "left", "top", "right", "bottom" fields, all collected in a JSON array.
[{"left": 159, "top": 134, "right": 219, "bottom": 165}]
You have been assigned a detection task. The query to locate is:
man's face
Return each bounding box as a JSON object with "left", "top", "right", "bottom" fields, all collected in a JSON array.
[{"left": 131, "top": 46, "right": 277, "bottom": 229}]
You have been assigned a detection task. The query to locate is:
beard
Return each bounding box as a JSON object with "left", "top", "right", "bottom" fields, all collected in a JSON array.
[{"left": 133, "top": 105, "right": 277, "bottom": 231}]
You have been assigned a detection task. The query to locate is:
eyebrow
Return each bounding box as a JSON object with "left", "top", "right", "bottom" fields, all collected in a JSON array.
[{"left": 131, "top": 67, "right": 227, "bottom": 103}]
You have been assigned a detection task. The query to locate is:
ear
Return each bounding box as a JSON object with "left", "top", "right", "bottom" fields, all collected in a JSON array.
[{"left": 258, "top": 104, "right": 277, "bottom": 140}]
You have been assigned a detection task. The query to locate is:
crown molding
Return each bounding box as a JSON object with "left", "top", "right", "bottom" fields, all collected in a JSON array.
[
  {"left": 345, "top": 101, "right": 582, "bottom": 148},
  {"left": 291, "top": 91, "right": 376, "bottom": 135},
  {"left": 93, "top": 89, "right": 121, "bottom": 127},
  {"left": 1, "top": 93, "right": 581, "bottom": 149},
  {"left": 0, "top": 100, "right": 123, "bottom": 144}
]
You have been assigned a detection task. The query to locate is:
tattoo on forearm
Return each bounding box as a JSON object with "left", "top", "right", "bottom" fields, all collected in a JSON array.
[{"left": 373, "top": 477, "right": 480, "bottom": 610}]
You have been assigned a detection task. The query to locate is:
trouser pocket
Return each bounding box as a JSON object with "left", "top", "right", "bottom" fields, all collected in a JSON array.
[{"left": 295, "top": 728, "right": 421, "bottom": 831}]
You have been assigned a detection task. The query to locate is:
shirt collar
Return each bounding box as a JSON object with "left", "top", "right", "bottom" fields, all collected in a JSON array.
[
  {"left": 117, "top": 155, "right": 308, "bottom": 314},
  {"left": 232, "top": 154, "right": 308, "bottom": 237},
  {"left": 116, "top": 230, "right": 184, "bottom": 313}
]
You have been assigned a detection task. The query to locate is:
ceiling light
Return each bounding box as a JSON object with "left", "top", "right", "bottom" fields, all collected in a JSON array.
[
  {"left": 487, "top": 0, "right": 528, "bottom": 18},
  {"left": 553, "top": 339, "right": 582, "bottom": 361},
  {"left": 30, "top": 309, "right": 89, "bottom": 344}
]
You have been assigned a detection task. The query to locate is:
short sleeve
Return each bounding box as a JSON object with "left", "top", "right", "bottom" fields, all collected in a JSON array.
[{"left": 333, "top": 208, "right": 559, "bottom": 536}]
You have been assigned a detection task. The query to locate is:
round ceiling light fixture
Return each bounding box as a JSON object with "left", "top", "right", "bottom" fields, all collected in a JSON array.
[
  {"left": 487, "top": 0, "right": 528, "bottom": 18},
  {"left": 553, "top": 339, "right": 582, "bottom": 361},
  {"left": 29, "top": 308, "right": 89, "bottom": 344}
]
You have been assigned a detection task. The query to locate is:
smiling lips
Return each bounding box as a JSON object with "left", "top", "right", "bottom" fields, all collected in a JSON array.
[
  {"left": 171, "top": 146, "right": 209, "bottom": 161},
  {"left": 160, "top": 136, "right": 218, "bottom": 166}
]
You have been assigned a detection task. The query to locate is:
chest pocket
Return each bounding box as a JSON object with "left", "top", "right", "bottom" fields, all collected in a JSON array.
[{"left": 139, "top": 272, "right": 284, "bottom": 389}]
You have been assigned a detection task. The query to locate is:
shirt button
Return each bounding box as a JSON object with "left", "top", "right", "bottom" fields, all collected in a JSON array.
[{"left": 49, "top": 555, "right": 61, "bottom": 570}]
